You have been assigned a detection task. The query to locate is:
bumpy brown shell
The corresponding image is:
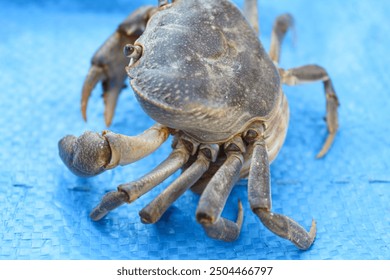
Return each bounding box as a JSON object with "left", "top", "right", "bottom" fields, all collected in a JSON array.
[{"left": 127, "top": 0, "right": 280, "bottom": 143}]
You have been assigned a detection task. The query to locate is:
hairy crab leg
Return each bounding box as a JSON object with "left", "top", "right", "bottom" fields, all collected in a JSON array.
[
  {"left": 279, "top": 65, "right": 339, "bottom": 157},
  {"left": 269, "top": 13, "right": 294, "bottom": 64},
  {"left": 248, "top": 137, "right": 316, "bottom": 250},
  {"left": 89, "top": 138, "right": 191, "bottom": 221},
  {"left": 244, "top": 0, "right": 259, "bottom": 34},
  {"left": 81, "top": 6, "right": 155, "bottom": 126},
  {"left": 195, "top": 136, "right": 245, "bottom": 242},
  {"left": 139, "top": 144, "right": 219, "bottom": 224}
]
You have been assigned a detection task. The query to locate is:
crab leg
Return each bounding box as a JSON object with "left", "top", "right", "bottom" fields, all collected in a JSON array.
[
  {"left": 244, "top": 0, "right": 259, "bottom": 34},
  {"left": 90, "top": 137, "right": 191, "bottom": 221},
  {"left": 190, "top": 157, "right": 225, "bottom": 195},
  {"left": 81, "top": 6, "right": 155, "bottom": 126},
  {"left": 269, "top": 13, "right": 294, "bottom": 64},
  {"left": 280, "top": 65, "right": 339, "bottom": 157},
  {"left": 195, "top": 136, "right": 245, "bottom": 242},
  {"left": 58, "top": 123, "right": 169, "bottom": 177},
  {"left": 139, "top": 144, "right": 219, "bottom": 224},
  {"left": 201, "top": 201, "right": 243, "bottom": 242},
  {"left": 248, "top": 138, "right": 316, "bottom": 250}
]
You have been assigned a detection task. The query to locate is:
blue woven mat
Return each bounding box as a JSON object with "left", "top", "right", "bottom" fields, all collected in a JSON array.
[{"left": 0, "top": 0, "right": 389, "bottom": 260}]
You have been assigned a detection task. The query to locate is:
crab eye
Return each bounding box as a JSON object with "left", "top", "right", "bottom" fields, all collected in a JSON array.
[{"left": 123, "top": 44, "right": 143, "bottom": 60}]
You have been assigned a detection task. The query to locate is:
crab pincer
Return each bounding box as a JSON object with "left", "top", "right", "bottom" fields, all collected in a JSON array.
[
  {"left": 58, "top": 124, "right": 170, "bottom": 177},
  {"left": 81, "top": 6, "right": 155, "bottom": 126}
]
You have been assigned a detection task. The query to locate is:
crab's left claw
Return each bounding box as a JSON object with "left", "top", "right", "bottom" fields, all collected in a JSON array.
[
  {"left": 81, "top": 6, "right": 156, "bottom": 126},
  {"left": 81, "top": 55, "right": 125, "bottom": 127},
  {"left": 81, "top": 65, "right": 105, "bottom": 123}
]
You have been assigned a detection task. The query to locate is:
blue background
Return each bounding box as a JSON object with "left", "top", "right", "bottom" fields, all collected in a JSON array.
[{"left": 0, "top": 0, "right": 389, "bottom": 260}]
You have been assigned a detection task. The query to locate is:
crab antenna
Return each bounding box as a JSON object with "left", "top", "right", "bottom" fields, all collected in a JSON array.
[{"left": 158, "top": 0, "right": 168, "bottom": 7}]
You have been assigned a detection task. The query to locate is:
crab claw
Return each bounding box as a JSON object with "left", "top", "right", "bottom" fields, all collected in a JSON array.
[
  {"left": 80, "top": 6, "right": 156, "bottom": 127},
  {"left": 81, "top": 42, "right": 128, "bottom": 127},
  {"left": 58, "top": 132, "right": 112, "bottom": 177},
  {"left": 81, "top": 65, "right": 105, "bottom": 122}
]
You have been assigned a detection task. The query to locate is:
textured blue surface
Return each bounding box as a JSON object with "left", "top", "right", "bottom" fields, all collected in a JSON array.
[{"left": 0, "top": 0, "right": 389, "bottom": 260}]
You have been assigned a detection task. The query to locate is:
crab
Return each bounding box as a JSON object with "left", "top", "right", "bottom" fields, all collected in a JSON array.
[{"left": 58, "top": 0, "right": 339, "bottom": 250}]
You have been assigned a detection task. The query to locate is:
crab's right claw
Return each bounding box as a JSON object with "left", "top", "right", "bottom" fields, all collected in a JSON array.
[
  {"left": 81, "top": 6, "right": 156, "bottom": 127},
  {"left": 58, "top": 132, "right": 112, "bottom": 177}
]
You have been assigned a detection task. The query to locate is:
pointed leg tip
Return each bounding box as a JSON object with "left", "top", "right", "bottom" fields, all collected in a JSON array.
[
  {"left": 316, "top": 132, "right": 336, "bottom": 158},
  {"left": 89, "top": 207, "right": 108, "bottom": 221},
  {"left": 237, "top": 199, "right": 243, "bottom": 209},
  {"left": 310, "top": 219, "right": 317, "bottom": 236},
  {"left": 236, "top": 200, "right": 244, "bottom": 228},
  {"left": 316, "top": 150, "right": 326, "bottom": 159},
  {"left": 237, "top": 199, "right": 244, "bottom": 216},
  {"left": 316, "top": 142, "right": 331, "bottom": 158},
  {"left": 296, "top": 219, "right": 317, "bottom": 250}
]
